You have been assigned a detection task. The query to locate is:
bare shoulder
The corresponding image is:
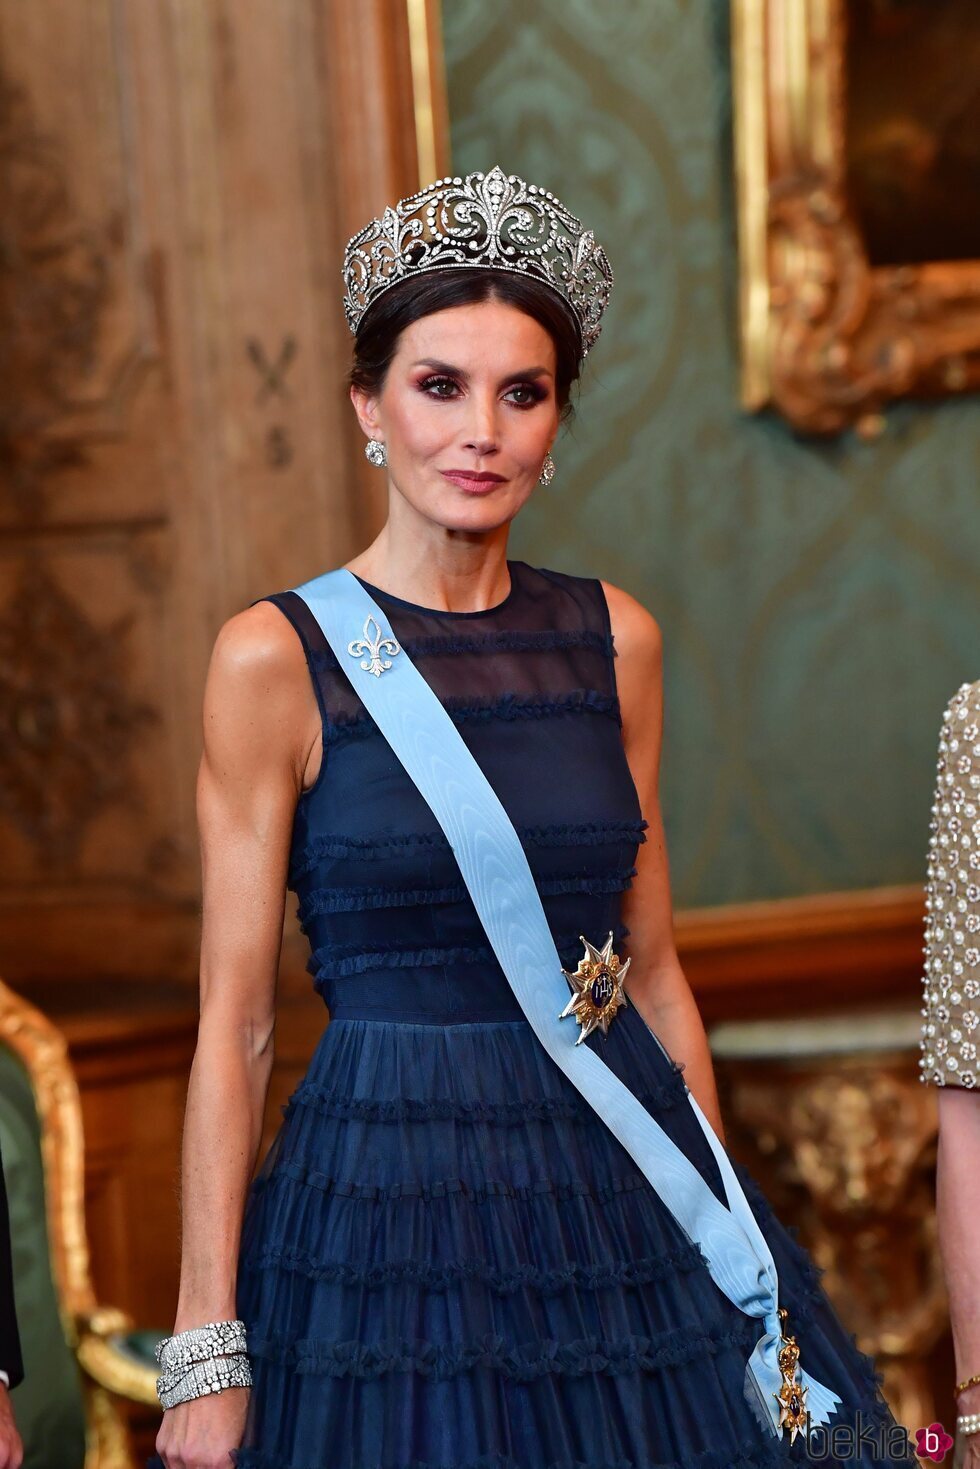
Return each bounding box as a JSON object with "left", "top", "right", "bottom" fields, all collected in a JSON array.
[
  {"left": 202, "top": 599, "right": 317, "bottom": 784},
  {"left": 598, "top": 579, "right": 663, "bottom": 675},
  {"left": 598, "top": 580, "right": 664, "bottom": 769},
  {"left": 208, "top": 599, "right": 308, "bottom": 695}
]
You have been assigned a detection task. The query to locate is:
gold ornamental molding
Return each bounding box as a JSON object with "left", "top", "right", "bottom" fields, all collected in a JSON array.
[
  {"left": 406, "top": 0, "right": 450, "bottom": 188},
  {"left": 732, "top": 0, "right": 980, "bottom": 436}
]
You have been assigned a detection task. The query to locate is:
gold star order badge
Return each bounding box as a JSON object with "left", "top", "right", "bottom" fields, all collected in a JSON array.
[
  {"left": 558, "top": 931, "right": 630, "bottom": 1043},
  {"left": 773, "top": 1308, "right": 809, "bottom": 1444}
]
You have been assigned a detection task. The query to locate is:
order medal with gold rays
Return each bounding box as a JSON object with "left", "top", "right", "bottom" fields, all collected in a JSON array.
[
  {"left": 558, "top": 932, "right": 630, "bottom": 1043},
  {"left": 773, "top": 1308, "right": 809, "bottom": 1444}
]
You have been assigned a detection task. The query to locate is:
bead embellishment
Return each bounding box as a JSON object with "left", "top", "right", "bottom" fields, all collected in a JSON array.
[
  {"left": 920, "top": 680, "right": 980, "bottom": 1088},
  {"left": 558, "top": 931, "right": 630, "bottom": 1042},
  {"left": 348, "top": 614, "right": 401, "bottom": 678}
]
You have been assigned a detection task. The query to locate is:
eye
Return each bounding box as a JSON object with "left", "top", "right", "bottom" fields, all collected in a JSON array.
[
  {"left": 505, "top": 382, "right": 547, "bottom": 408},
  {"left": 419, "top": 374, "right": 460, "bottom": 399},
  {"left": 417, "top": 373, "right": 549, "bottom": 408}
]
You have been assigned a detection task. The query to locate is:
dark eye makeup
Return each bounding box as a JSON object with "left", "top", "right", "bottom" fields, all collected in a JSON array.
[{"left": 416, "top": 374, "right": 548, "bottom": 408}]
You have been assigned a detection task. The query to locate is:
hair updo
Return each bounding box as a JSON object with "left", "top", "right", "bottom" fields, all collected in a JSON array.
[{"left": 347, "top": 268, "right": 583, "bottom": 424}]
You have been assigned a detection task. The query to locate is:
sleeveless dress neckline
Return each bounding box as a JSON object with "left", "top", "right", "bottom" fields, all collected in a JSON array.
[{"left": 349, "top": 559, "right": 521, "bottom": 620}]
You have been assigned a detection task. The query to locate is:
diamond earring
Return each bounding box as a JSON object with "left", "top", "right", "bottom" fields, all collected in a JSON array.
[
  {"left": 365, "top": 438, "right": 387, "bottom": 468},
  {"left": 539, "top": 451, "right": 556, "bottom": 486}
]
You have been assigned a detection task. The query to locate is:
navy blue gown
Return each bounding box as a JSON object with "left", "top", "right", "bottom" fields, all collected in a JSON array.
[{"left": 153, "top": 560, "right": 916, "bottom": 1469}]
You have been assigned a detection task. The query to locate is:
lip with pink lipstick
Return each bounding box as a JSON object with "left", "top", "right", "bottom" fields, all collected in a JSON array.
[{"left": 440, "top": 468, "right": 507, "bottom": 494}]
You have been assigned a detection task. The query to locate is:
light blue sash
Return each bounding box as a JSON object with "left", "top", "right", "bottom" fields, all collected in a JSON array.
[{"left": 294, "top": 567, "right": 842, "bottom": 1440}]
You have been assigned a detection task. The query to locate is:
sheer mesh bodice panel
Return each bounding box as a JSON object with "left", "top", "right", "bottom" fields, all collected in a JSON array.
[{"left": 261, "top": 559, "right": 649, "bottom": 1023}]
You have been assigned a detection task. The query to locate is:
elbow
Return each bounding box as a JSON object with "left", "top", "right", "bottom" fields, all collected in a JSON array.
[
  {"left": 239, "top": 1014, "right": 276, "bottom": 1065},
  {"left": 195, "top": 1002, "right": 276, "bottom": 1068}
]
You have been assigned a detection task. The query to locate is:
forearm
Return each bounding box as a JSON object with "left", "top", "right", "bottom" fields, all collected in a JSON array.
[
  {"left": 936, "top": 1088, "right": 980, "bottom": 1418},
  {"left": 627, "top": 962, "right": 725, "bottom": 1142},
  {"left": 173, "top": 1008, "right": 275, "bottom": 1332}
]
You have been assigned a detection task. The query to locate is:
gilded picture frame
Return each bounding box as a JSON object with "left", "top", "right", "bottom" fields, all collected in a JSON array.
[
  {"left": 406, "top": 0, "right": 450, "bottom": 187},
  {"left": 732, "top": 0, "right": 980, "bottom": 436}
]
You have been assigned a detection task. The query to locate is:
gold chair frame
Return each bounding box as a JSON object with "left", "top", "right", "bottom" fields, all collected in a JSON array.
[{"left": 0, "top": 979, "right": 159, "bottom": 1469}]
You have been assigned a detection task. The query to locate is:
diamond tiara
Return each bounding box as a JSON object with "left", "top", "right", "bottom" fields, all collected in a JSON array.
[{"left": 341, "top": 165, "right": 614, "bottom": 358}]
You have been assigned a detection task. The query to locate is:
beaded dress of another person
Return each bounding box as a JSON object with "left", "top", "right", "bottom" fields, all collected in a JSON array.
[
  {"left": 919, "top": 678, "right": 980, "bottom": 1467},
  {"left": 920, "top": 679, "right": 980, "bottom": 1089}
]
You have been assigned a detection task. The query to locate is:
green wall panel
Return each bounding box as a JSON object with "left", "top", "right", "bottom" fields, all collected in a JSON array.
[{"left": 441, "top": 0, "right": 980, "bottom": 906}]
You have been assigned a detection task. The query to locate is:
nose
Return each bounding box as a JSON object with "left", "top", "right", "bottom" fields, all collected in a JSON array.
[
  {"left": 465, "top": 434, "right": 497, "bottom": 458},
  {"left": 462, "top": 394, "right": 499, "bottom": 458}
]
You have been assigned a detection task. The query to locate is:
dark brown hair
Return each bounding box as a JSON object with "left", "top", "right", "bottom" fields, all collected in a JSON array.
[{"left": 347, "top": 268, "right": 583, "bottom": 422}]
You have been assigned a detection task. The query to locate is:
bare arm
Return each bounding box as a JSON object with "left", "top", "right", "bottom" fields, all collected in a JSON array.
[
  {"left": 937, "top": 1089, "right": 980, "bottom": 1458},
  {"left": 602, "top": 581, "right": 725, "bottom": 1141},
  {"left": 157, "top": 600, "right": 321, "bottom": 1467}
]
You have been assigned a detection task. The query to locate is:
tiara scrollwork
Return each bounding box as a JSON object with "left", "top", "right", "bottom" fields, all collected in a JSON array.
[{"left": 342, "top": 165, "right": 614, "bottom": 359}]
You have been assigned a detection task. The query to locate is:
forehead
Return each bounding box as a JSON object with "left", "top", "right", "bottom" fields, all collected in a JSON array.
[{"left": 394, "top": 298, "right": 557, "bottom": 369}]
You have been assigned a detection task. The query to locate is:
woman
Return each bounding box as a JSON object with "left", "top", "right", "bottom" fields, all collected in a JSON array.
[
  {"left": 920, "top": 679, "right": 980, "bottom": 1466},
  {"left": 152, "top": 168, "right": 916, "bottom": 1469}
]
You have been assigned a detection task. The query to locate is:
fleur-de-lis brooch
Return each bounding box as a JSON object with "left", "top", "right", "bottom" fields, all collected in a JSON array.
[
  {"left": 347, "top": 614, "right": 401, "bottom": 677},
  {"left": 558, "top": 931, "right": 630, "bottom": 1043}
]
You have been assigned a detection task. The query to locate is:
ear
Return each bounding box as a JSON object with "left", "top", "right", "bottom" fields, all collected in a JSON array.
[{"left": 350, "top": 383, "right": 383, "bottom": 444}]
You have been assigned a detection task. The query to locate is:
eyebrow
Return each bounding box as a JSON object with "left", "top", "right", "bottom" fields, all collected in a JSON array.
[{"left": 411, "top": 358, "right": 554, "bottom": 381}]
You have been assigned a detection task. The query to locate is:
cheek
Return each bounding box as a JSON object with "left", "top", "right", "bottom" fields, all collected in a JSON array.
[
  {"left": 511, "top": 412, "right": 557, "bottom": 463},
  {"left": 387, "top": 393, "right": 452, "bottom": 459}
]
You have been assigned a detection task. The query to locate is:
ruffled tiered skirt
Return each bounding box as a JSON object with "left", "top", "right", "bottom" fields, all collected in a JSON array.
[{"left": 151, "top": 1001, "right": 917, "bottom": 1469}]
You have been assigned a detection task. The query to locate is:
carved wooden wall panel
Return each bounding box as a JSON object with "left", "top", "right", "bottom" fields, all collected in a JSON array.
[{"left": 0, "top": 2, "right": 446, "bottom": 1026}]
